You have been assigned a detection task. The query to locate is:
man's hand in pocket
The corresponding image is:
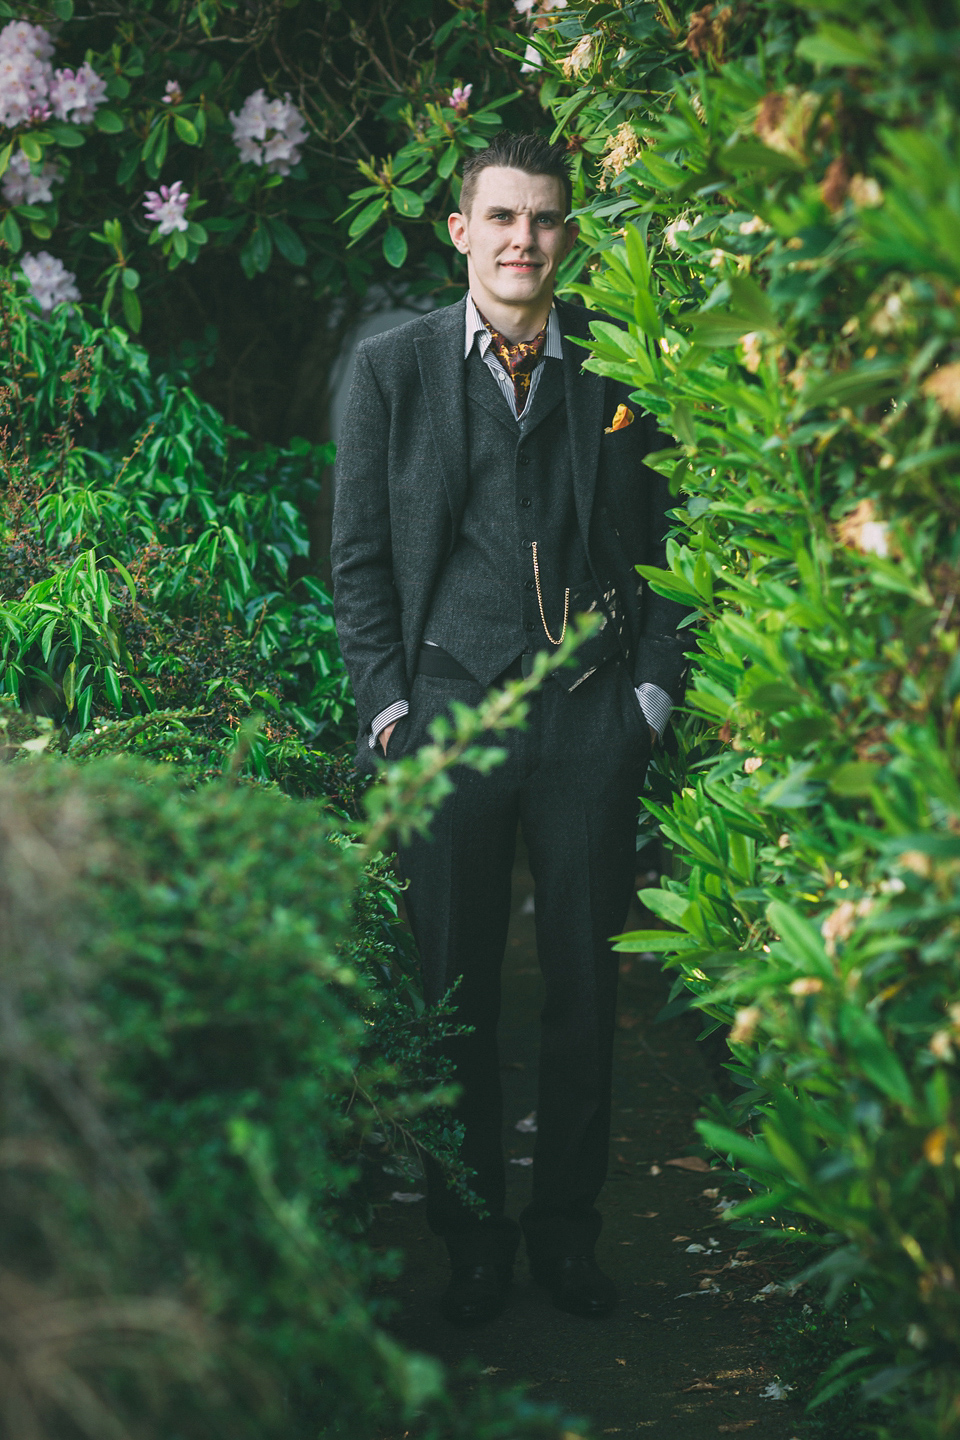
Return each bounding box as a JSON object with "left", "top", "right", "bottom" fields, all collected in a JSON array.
[{"left": 379, "top": 721, "right": 398, "bottom": 755}]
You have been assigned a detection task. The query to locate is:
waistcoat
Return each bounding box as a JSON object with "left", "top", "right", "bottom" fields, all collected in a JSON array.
[{"left": 424, "top": 349, "right": 595, "bottom": 686}]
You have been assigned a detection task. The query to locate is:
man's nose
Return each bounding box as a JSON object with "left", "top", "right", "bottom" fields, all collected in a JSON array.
[{"left": 511, "top": 216, "right": 536, "bottom": 249}]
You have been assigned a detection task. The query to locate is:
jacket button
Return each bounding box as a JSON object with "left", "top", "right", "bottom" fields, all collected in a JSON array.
[
  {"left": 520, "top": 539, "right": 532, "bottom": 549},
  {"left": 524, "top": 579, "right": 535, "bottom": 591},
  {"left": 518, "top": 454, "right": 531, "bottom": 466},
  {"left": 519, "top": 497, "right": 531, "bottom": 507}
]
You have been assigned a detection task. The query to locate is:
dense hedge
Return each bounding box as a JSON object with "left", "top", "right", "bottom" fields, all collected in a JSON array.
[
  {"left": 508, "top": 0, "right": 960, "bottom": 1433},
  {"left": 0, "top": 723, "right": 588, "bottom": 1440}
]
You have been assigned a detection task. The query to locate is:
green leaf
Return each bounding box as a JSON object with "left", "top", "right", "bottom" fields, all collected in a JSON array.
[
  {"left": 103, "top": 665, "right": 124, "bottom": 714},
  {"left": 52, "top": 0, "right": 74, "bottom": 16},
  {"left": 19, "top": 134, "right": 42, "bottom": 163},
  {"left": 174, "top": 115, "right": 199, "bottom": 145},
  {"left": 62, "top": 659, "right": 77, "bottom": 712},
  {"left": 0, "top": 142, "right": 12, "bottom": 178},
  {"left": 749, "top": 681, "right": 803, "bottom": 713},
  {"left": 636, "top": 887, "right": 690, "bottom": 928},
  {"left": 391, "top": 186, "right": 425, "bottom": 219},
  {"left": 122, "top": 286, "right": 142, "bottom": 332},
  {"left": 243, "top": 222, "right": 272, "bottom": 273},
  {"left": 95, "top": 108, "right": 125, "bottom": 134},
  {"left": 348, "top": 196, "right": 387, "bottom": 240},
  {"left": 613, "top": 929, "right": 692, "bottom": 953},
  {"left": 122, "top": 267, "right": 140, "bottom": 290},
  {"left": 48, "top": 122, "right": 85, "bottom": 148},
  {"left": 268, "top": 217, "right": 307, "bottom": 266},
  {"left": 829, "top": 761, "right": 881, "bottom": 796},
  {"left": 837, "top": 1007, "right": 914, "bottom": 1110},
  {"left": 382, "top": 224, "right": 407, "bottom": 269},
  {"left": 796, "top": 23, "right": 883, "bottom": 70},
  {"left": 185, "top": 221, "right": 208, "bottom": 245},
  {"left": 766, "top": 901, "right": 832, "bottom": 978},
  {"left": 438, "top": 144, "right": 458, "bottom": 180},
  {"left": 0, "top": 211, "right": 22, "bottom": 253}
]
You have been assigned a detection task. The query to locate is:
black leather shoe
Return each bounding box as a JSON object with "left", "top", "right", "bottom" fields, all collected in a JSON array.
[
  {"left": 531, "top": 1254, "right": 619, "bottom": 1317},
  {"left": 440, "top": 1262, "right": 511, "bottom": 1326}
]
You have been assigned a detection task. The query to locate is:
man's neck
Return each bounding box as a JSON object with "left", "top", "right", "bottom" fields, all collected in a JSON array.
[{"left": 469, "top": 290, "right": 554, "bottom": 344}]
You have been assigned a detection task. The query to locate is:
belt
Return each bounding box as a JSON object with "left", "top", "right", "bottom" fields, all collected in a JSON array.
[{"left": 417, "top": 645, "right": 525, "bottom": 684}]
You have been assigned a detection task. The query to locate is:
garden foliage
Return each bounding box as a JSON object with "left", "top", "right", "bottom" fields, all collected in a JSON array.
[
  {"left": 0, "top": 648, "right": 593, "bottom": 1440},
  {"left": 512, "top": 0, "right": 960, "bottom": 1431},
  {"left": 0, "top": 263, "right": 360, "bottom": 787}
]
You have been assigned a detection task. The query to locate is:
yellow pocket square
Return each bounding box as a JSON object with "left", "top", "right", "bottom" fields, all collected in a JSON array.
[{"left": 604, "top": 403, "right": 634, "bottom": 434}]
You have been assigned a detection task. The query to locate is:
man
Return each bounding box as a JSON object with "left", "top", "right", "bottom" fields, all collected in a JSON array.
[{"left": 332, "top": 133, "right": 686, "bottom": 1326}]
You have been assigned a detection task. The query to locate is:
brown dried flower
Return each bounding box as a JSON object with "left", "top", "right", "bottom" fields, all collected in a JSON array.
[
  {"left": 599, "top": 123, "right": 642, "bottom": 189},
  {"left": 923, "top": 362, "right": 960, "bottom": 420},
  {"left": 820, "top": 156, "right": 849, "bottom": 213},
  {"left": 685, "top": 4, "right": 732, "bottom": 61}
]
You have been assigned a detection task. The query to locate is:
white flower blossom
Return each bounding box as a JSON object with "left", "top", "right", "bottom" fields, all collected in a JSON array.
[
  {"left": 49, "top": 61, "right": 107, "bottom": 125},
  {"left": 664, "top": 216, "right": 692, "bottom": 248},
  {"left": 143, "top": 179, "right": 190, "bottom": 235},
  {"left": 520, "top": 42, "right": 542, "bottom": 74},
  {"left": 229, "top": 88, "right": 308, "bottom": 176},
  {"left": 1, "top": 147, "right": 60, "bottom": 205},
  {"left": 20, "top": 250, "right": 79, "bottom": 311}
]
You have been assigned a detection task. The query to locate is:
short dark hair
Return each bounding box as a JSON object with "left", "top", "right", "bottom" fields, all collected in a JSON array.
[{"left": 459, "top": 131, "right": 573, "bottom": 218}]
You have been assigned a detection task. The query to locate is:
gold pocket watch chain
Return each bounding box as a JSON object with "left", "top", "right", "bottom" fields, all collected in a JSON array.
[{"left": 531, "top": 541, "right": 569, "bottom": 647}]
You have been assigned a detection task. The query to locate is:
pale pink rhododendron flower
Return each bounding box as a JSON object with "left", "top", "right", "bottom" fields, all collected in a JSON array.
[
  {"left": 2, "top": 148, "right": 61, "bottom": 205},
  {"left": 143, "top": 180, "right": 190, "bottom": 235},
  {"left": 229, "top": 89, "right": 308, "bottom": 176},
  {"left": 49, "top": 61, "right": 107, "bottom": 124},
  {"left": 20, "top": 251, "right": 79, "bottom": 311},
  {"left": 0, "top": 19, "right": 54, "bottom": 128},
  {"left": 162, "top": 79, "right": 183, "bottom": 105}
]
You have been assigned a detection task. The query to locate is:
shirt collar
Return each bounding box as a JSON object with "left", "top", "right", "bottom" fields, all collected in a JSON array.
[{"left": 464, "top": 292, "right": 563, "bottom": 361}]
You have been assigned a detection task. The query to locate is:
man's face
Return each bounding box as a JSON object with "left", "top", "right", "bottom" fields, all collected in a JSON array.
[{"left": 448, "top": 166, "right": 578, "bottom": 315}]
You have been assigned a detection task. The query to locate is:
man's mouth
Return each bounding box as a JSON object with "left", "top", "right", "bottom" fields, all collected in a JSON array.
[{"left": 500, "top": 260, "right": 542, "bottom": 271}]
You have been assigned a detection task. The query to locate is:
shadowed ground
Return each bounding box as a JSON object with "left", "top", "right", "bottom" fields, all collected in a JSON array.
[{"left": 370, "top": 838, "right": 806, "bottom": 1439}]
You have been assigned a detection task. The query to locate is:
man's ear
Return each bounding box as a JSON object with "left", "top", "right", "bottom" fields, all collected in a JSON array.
[
  {"left": 448, "top": 211, "right": 469, "bottom": 254},
  {"left": 564, "top": 220, "right": 580, "bottom": 256}
]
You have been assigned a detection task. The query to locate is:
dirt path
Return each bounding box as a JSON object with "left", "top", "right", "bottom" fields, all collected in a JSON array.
[{"left": 372, "top": 842, "right": 804, "bottom": 1439}]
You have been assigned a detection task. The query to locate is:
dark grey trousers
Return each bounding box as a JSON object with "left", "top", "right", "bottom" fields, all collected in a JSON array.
[{"left": 395, "top": 656, "right": 650, "bottom": 1265}]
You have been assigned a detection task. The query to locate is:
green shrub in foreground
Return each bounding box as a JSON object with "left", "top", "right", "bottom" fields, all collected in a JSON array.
[{"left": 0, "top": 653, "right": 595, "bottom": 1440}]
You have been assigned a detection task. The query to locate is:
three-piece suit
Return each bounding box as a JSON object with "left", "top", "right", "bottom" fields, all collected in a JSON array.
[{"left": 331, "top": 294, "right": 687, "bottom": 1268}]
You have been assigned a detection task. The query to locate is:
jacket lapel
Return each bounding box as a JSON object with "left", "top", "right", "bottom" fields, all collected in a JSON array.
[
  {"left": 558, "top": 298, "right": 606, "bottom": 551},
  {"left": 415, "top": 299, "right": 469, "bottom": 537}
]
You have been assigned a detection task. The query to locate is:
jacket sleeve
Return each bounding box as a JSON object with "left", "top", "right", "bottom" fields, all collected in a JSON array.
[
  {"left": 632, "top": 415, "right": 692, "bottom": 702},
  {"left": 331, "top": 344, "right": 409, "bottom": 737}
]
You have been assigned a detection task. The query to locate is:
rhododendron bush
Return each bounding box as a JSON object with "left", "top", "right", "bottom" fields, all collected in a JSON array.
[{"left": 0, "top": 0, "right": 537, "bottom": 451}]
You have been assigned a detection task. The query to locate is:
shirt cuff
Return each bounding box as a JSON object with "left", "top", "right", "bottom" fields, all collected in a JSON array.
[
  {"left": 636, "top": 683, "right": 673, "bottom": 741},
  {"left": 369, "top": 699, "right": 409, "bottom": 748}
]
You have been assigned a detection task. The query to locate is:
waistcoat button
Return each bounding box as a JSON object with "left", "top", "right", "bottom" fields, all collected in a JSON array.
[
  {"left": 525, "top": 622, "right": 536, "bottom": 631},
  {"left": 518, "top": 454, "right": 531, "bottom": 466},
  {"left": 519, "top": 497, "right": 531, "bottom": 507},
  {"left": 524, "top": 579, "right": 535, "bottom": 591}
]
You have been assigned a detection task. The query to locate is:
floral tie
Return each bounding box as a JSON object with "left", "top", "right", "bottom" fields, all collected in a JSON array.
[{"left": 479, "top": 311, "right": 548, "bottom": 411}]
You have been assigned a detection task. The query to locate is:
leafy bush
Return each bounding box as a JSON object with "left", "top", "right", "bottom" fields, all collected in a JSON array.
[
  {"left": 0, "top": 265, "right": 361, "bottom": 788},
  {"left": 0, "top": 668, "right": 595, "bottom": 1440},
  {"left": 513, "top": 0, "right": 960, "bottom": 1433}
]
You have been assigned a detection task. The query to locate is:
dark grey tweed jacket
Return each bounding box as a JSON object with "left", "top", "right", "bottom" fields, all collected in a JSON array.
[{"left": 331, "top": 295, "right": 688, "bottom": 750}]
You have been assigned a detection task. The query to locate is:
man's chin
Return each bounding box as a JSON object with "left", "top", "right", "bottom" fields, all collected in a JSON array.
[{"left": 491, "top": 272, "right": 549, "bottom": 303}]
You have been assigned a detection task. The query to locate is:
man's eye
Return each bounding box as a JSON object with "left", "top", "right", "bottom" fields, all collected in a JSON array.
[{"left": 536, "top": 216, "right": 557, "bottom": 226}]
